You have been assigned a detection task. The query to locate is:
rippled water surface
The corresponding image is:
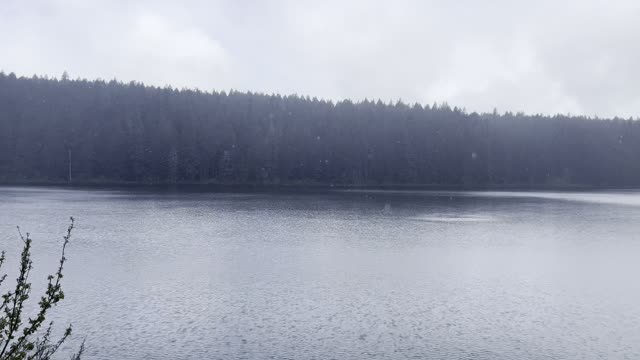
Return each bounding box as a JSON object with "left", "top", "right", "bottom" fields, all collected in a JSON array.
[{"left": 1, "top": 187, "right": 640, "bottom": 359}]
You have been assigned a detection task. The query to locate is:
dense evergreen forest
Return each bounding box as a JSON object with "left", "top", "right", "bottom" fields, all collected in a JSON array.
[{"left": 1, "top": 71, "right": 639, "bottom": 187}]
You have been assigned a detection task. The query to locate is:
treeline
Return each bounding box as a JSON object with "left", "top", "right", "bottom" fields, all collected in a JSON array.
[{"left": 1, "top": 71, "right": 639, "bottom": 187}]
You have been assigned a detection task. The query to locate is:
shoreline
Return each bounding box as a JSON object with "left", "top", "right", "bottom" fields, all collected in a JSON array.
[{"left": 1, "top": 180, "right": 637, "bottom": 193}]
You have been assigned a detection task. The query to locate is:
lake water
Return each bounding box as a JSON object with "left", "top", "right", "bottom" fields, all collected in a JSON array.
[{"left": 1, "top": 186, "right": 639, "bottom": 359}]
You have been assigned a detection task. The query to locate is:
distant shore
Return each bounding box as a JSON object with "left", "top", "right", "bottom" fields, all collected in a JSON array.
[{"left": 1, "top": 179, "right": 635, "bottom": 192}]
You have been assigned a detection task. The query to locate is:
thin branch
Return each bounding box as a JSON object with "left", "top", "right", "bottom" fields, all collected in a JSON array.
[
  {"left": 1, "top": 217, "right": 80, "bottom": 360},
  {"left": 0, "top": 230, "right": 33, "bottom": 357}
]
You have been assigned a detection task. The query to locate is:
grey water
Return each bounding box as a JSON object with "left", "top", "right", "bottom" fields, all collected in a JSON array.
[{"left": 1, "top": 186, "right": 639, "bottom": 360}]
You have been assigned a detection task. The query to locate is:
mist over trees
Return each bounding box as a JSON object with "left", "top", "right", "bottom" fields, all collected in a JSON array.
[{"left": 1, "top": 71, "right": 639, "bottom": 187}]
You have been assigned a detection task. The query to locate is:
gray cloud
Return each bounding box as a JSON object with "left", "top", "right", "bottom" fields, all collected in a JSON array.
[{"left": 1, "top": 0, "right": 639, "bottom": 117}]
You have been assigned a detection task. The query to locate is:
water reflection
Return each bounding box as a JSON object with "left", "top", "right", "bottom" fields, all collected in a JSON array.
[{"left": 0, "top": 187, "right": 639, "bottom": 359}]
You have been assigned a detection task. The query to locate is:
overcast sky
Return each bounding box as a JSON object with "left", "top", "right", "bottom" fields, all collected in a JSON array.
[{"left": 1, "top": 0, "right": 639, "bottom": 118}]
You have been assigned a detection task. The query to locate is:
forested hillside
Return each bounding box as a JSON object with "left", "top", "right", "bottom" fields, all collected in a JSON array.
[{"left": 1, "top": 72, "right": 639, "bottom": 187}]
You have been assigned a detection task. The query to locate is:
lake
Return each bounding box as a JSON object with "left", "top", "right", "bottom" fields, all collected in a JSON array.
[{"left": 1, "top": 186, "right": 639, "bottom": 359}]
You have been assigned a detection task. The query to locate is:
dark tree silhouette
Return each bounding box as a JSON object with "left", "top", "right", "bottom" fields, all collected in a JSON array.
[{"left": 1, "top": 71, "right": 639, "bottom": 187}]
